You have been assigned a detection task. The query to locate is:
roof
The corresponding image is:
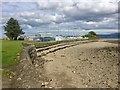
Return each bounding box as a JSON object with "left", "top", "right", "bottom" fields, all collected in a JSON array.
[{"left": 37, "top": 33, "right": 55, "bottom": 37}]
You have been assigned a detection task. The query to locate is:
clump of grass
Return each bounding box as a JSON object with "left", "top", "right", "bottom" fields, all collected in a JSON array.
[{"left": 2, "top": 69, "right": 16, "bottom": 77}]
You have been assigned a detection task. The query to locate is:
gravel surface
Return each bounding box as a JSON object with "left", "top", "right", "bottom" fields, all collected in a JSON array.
[
  {"left": 42, "top": 41, "right": 119, "bottom": 88},
  {"left": 2, "top": 41, "right": 119, "bottom": 88}
]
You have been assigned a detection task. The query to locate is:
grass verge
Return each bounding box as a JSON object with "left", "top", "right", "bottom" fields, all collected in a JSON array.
[
  {"left": 1, "top": 69, "right": 16, "bottom": 77},
  {"left": 2, "top": 40, "right": 23, "bottom": 67}
]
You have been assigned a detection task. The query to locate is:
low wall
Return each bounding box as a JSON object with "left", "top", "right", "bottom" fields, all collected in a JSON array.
[
  {"left": 11, "top": 44, "right": 41, "bottom": 88},
  {"left": 22, "top": 43, "right": 37, "bottom": 64},
  {"left": 27, "top": 46, "right": 37, "bottom": 63}
]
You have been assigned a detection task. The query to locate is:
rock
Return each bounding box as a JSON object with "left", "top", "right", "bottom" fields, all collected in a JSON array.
[
  {"left": 49, "top": 87, "right": 52, "bottom": 88},
  {"left": 85, "top": 85, "right": 88, "bottom": 87},
  {"left": 72, "top": 71, "right": 76, "bottom": 73},
  {"left": 28, "top": 86, "right": 31, "bottom": 88},
  {"left": 41, "top": 82, "right": 49, "bottom": 87},
  {"left": 35, "top": 64, "right": 39, "bottom": 67},
  {"left": 9, "top": 76, "right": 12, "bottom": 79},
  {"left": 41, "top": 82, "right": 44, "bottom": 85},
  {"left": 45, "top": 86, "right": 48, "bottom": 88},
  {"left": 44, "top": 82, "right": 49, "bottom": 85},
  {"left": 17, "top": 77, "right": 22, "bottom": 81},
  {"left": 41, "top": 83, "right": 45, "bottom": 88}
]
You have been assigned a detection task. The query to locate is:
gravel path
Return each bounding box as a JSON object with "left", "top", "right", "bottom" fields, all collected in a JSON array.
[
  {"left": 41, "top": 41, "right": 119, "bottom": 88},
  {"left": 3, "top": 41, "right": 119, "bottom": 88}
]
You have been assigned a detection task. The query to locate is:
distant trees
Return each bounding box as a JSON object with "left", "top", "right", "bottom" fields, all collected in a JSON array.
[
  {"left": 82, "top": 31, "right": 99, "bottom": 39},
  {"left": 4, "top": 18, "right": 24, "bottom": 40},
  {"left": 88, "top": 31, "right": 97, "bottom": 36}
]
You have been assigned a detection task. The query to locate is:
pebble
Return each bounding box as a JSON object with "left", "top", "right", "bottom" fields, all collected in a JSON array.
[
  {"left": 72, "top": 71, "right": 76, "bottom": 73},
  {"left": 49, "top": 86, "right": 52, "bottom": 88},
  {"left": 44, "top": 82, "right": 49, "bottom": 85},
  {"left": 85, "top": 85, "right": 88, "bottom": 87},
  {"left": 9, "top": 76, "right": 12, "bottom": 79},
  {"left": 28, "top": 86, "right": 31, "bottom": 88},
  {"left": 17, "top": 77, "right": 22, "bottom": 81},
  {"left": 35, "top": 64, "right": 39, "bottom": 67},
  {"left": 45, "top": 86, "right": 48, "bottom": 88},
  {"left": 41, "top": 82, "right": 44, "bottom": 85},
  {"left": 41, "top": 82, "right": 49, "bottom": 86}
]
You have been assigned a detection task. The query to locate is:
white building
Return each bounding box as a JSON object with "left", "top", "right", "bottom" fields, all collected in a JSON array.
[
  {"left": 55, "top": 36, "right": 65, "bottom": 41},
  {"left": 24, "top": 36, "right": 36, "bottom": 41}
]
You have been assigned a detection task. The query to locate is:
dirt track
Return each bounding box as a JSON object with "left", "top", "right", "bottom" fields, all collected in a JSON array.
[{"left": 3, "top": 40, "right": 119, "bottom": 88}]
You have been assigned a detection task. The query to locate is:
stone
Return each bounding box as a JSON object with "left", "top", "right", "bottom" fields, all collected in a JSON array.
[
  {"left": 41, "top": 83, "right": 45, "bottom": 88},
  {"left": 41, "top": 82, "right": 44, "bottom": 85},
  {"left": 45, "top": 86, "right": 48, "bottom": 88},
  {"left": 44, "top": 82, "right": 49, "bottom": 85},
  {"left": 9, "top": 76, "right": 12, "bottom": 79},
  {"left": 85, "top": 85, "right": 88, "bottom": 87},
  {"left": 49, "top": 87, "right": 52, "bottom": 88},
  {"left": 28, "top": 86, "right": 31, "bottom": 88},
  {"left": 35, "top": 64, "right": 39, "bottom": 67},
  {"left": 72, "top": 71, "right": 76, "bottom": 73},
  {"left": 41, "top": 82, "right": 49, "bottom": 87},
  {"left": 17, "top": 77, "right": 22, "bottom": 81}
]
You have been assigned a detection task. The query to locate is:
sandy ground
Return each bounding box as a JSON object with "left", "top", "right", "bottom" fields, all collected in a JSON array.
[{"left": 41, "top": 41, "right": 119, "bottom": 88}]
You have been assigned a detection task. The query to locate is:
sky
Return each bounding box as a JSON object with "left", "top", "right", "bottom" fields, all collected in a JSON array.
[{"left": 0, "top": 0, "right": 120, "bottom": 38}]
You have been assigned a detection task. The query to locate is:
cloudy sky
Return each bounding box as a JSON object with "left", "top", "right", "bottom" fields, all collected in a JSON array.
[{"left": 0, "top": 0, "right": 120, "bottom": 37}]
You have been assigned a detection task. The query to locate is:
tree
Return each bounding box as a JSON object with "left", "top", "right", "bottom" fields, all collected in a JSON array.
[
  {"left": 82, "top": 31, "right": 99, "bottom": 39},
  {"left": 4, "top": 18, "right": 24, "bottom": 40},
  {"left": 88, "top": 31, "right": 96, "bottom": 36}
]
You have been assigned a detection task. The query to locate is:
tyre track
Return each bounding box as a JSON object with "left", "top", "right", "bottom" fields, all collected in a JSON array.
[{"left": 36, "top": 40, "right": 94, "bottom": 57}]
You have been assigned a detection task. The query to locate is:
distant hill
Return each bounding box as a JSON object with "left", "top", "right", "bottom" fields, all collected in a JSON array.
[{"left": 98, "top": 33, "right": 120, "bottom": 39}]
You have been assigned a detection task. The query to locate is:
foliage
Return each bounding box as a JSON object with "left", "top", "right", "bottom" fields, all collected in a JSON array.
[
  {"left": 4, "top": 18, "right": 24, "bottom": 40},
  {"left": 88, "top": 31, "right": 97, "bottom": 36},
  {"left": 82, "top": 31, "right": 99, "bottom": 39}
]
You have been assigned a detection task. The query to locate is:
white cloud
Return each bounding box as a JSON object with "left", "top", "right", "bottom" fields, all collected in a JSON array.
[
  {"left": 1, "top": 1, "right": 119, "bottom": 37},
  {"left": 26, "top": 25, "right": 32, "bottom": 29}
]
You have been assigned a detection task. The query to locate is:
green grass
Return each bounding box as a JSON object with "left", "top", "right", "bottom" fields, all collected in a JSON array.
[
  {"left": 2, "top": 40, "right": 23, "bottom": 67},
  {"left": 2, "top": 69, "right": 16, "bottom": 77}
]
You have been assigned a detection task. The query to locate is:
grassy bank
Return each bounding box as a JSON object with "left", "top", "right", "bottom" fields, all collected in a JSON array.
[{"left": 2, "top": 40, "right": 23, "bottom": 67}]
